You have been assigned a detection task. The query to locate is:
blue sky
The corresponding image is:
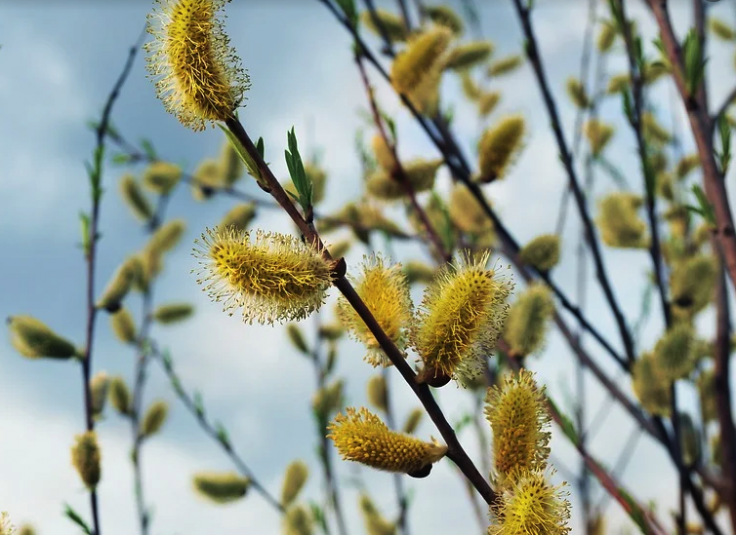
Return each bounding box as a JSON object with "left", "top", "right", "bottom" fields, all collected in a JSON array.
[{"left": 1, "top": 0, "right": 735, "bottom": 534}]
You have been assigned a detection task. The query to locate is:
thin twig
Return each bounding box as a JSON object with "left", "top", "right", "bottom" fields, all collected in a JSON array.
[
  {"left": 80, "top": 27, "right": 145, "bottom": 535},
  {"left": 150, "top": 343, "right": 286, "bottom": 514}
]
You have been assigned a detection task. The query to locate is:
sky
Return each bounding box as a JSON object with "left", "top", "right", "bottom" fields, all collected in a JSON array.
[{"left": 1, "top": 0, "right": 736, "bottom": 534}]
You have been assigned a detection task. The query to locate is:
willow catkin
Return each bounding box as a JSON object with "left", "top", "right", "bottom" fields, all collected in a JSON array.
[{"left": 280, "top": 460, "right": 309, "bottom": 507}]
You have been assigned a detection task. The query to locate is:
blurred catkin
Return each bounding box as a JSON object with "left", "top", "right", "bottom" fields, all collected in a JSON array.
[
  {"left": 584, "top": 119, "right": 615, "bottom": 157},
  {"left": 219, "top": 202, "right": 257, "bottom": 232},
  {"left": 192, "top": 472, "right": 250, "bottom": 504},
  {"left": 596, "top": 193, "right": 649, "bottom": 248},
  {"left": 219, "top": 139, "right": 244, "bottom": 186},
  {"left": 478, "top": 91, "right": 502, "bottom": 117},
  {"left": 360, "top": 9, "right": 408, "bottom": 43},
  {"left": 312, "top": 379, "right": 344, "bottom": 421},
  {"left": 449, "top": 183, "right": 494, "bottom": 235},
  {"left": 423, "top": 4, "right": 464, "bottom": 35},
  {"left": 142, "top": 161, "right": 182, "bottom": 195},
  {"left": 286, "top": 323, "right": 309, "bottom": 354},
  {"left": 402, "top": 260, "right": 435, "bottom": 284},
  {"left": 109, "top": 375, "right": 132, "bottom": 416},
  {"left": 8, "top": 315, "right": 77, "bottom": 360},
  {"left": 153, "top": 303, "right": 195, "bottom": 324},
  {"left": 366, "top": 374, "right": 388, "bottom": 412},
  {"left": 519, "top": 234, "right": 561, "bottom": 272},
  {"left": 97, "top": 258, "right": 137, "bottom": 312},
  {"left": 71, "top": 431, "right": 101, "bottom": 489},
  {"left": 90, "top": 371, "right": 110, "bottom": 420},
  {"left": 283, "top": 504, "right": 314, "bottom": 535},
  {"left": 148, "top": 218, "right": 186, "bottom": 254},
  {"left": 120, "top": 173, "right": 153, "bottom": 222},
  {"left": 477, "top": 114, "right": 526, "bottom": 182},
  {"left": 487, "top": 54, "right": 523, "bottom": 77},
  {"left": 652, "top": 323, "right": 697, "bottom": 381},
  {"left": 444, "top": 41, "right": 494, "bottom": 71},
  {"left": 110, "top": 308, "right": 137, "bottom": 344},
  {"left": 141, "top": 400, "right": 169, "bottom": 438},
  {"left": 192, "top": 159, "right": 224, "bottom": 200},
  {"left": 632, "top": 352, "right": 672, "bottom": 417},
  {"left": 670, "top": 254, "right": 717, "bottom": 318},
  {"left": 402, "top": 407, "right": 424, "bottom": 434},
  {"left": 504, "top": 284, "right": 555, "bottom": 356},
  {"left": 709, "top": 17, "right": 736, "bottom": 41},
  {"left": 597, "top": 20, "right": 616, "bottom": 52},
  {"left": 565, "top": 77, "right": 590, "bottom": 109},
  {"left": 365, "top": 158, "right": 442, "bottom": 200},
  {"left": 359, "top": 494, "right": 397, "bottom": 535},
  {"left": 328, "top": 407, "right": 447, "bottom": 474},
  {"left": 280, "top": 460, "right": 309, "bottom": 507}
]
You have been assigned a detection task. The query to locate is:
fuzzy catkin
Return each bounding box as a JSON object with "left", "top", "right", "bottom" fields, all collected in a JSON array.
[{"left": 8, "top": 315, "right": 77, "bottom": 360}]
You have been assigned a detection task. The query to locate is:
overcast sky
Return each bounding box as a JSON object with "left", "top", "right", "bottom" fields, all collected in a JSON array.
[{"left": 1, "top": 0, "right": 736, "bottom": 534}]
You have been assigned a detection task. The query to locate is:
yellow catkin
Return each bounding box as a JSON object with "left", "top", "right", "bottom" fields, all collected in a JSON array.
[
  {"left": 670, "top": 254, "right": 717, "bottom": 318},
  {"left": 280, "top": 460, "right": 309, "bottom": 507},
  {"left": 0, "top": 513, "right": 14, "bottom": 535},
  {"left": 318, "top": 322, "right": 344, "bottom": 341},
  {"left": 653, "top": 322, "right": 697, "bottom": 381},
  {"left": 391, "top": 27, "right": 453, "bottom": 115},
  {"left": 142, "top": 161, "right": 182, "bottom": 195},
  {"left": 565, "top": 77, "right": 590, "bottom": 109},
  {"left": 141, "top": 400, "right": 169, "bottom": 437},
  {"left": 487, "top": 55, "right": 523, "bottom": 77},
  {"left": 632, "top": 352, "right": 672, "bottom": 417},
  {"left": 449, "top": 183, "right": 493, "bottom": 235},
  {"left": 504, "top": 284, "right": 555, "bottom": 356},
  {"left": 145, "top": 0, "right": 251, "bottom": 131},
  {"left": 120, "top": 173, "right": 154, "bottom": 222},
  {"left": 97, "top": 257, "right": 137, "bottom": 311},
  {"left": 365, "top": 158, "right": 442, "bottom": 200},
  {"left": 152, "top": 303, "right": 195, "bottom": 324},
  {"left": 519, "top": 234, "right": 561, "bottom": 272},
  {"left": 709, "top": 17, "right": 736, "bottom": 41},
  {"left": 71, "top": 431, "right": 101, "bottom": 489},
  {"left": 337, "top": 255, "right": 412, "bottom": 367},
  {"left": 596, "top": 193, "right": 649, "bottom": 248},
  {"left": 488, "top": 470, "right": 571, "bottom": 535},
  {"left": 477, "top": 114, "right": 526, "bottom": 182},
  {"left": 366, "top": 374, "right": 388, "bottom": 412},
  {"left": 584, "top": 119, "right": 615, "bottom": 157},
  {"left": 90, "top": 371, "right": 110, "bottom": 420},
  {"left": 109, "top": 376, "right": 132, "bottom": 415},
  {"left": 359, "top": 494, "right": 397, "bottom": 535},
  {"left": 412, "top": 252, "right": 513, "bottom": 383},
  {"left": 283, "top": 504, "right": 314, "bottom": 535},
  {"left": 444, "top": 41, "right": 494, "bottom": 71},
  {"left": 402, "top": 407, "right": 424, "bottom": 434},
  {"left": 328, "top": 407, "right": 448, "bottom": 473},
  {"left": 478, "top": 91, "right": 501, "bottom": 117},
  {"left": 360, "top": 9, "right": 408, "bottom": 43},
  {"left": 597, "top": 20, "right": 617, "bottom": 52},
  {"left": 192, "top": 472, "right": 250, "bottom": 503},
  {"left": 642, "top": 61, "right": 670, "bottom": 85},
  {"left": 192, "top": 158, "right": 225, "bottom": 200},
  {"left": 110, "top": 308, "right": 137, "bottom": 344},
  {"left": 7, "top": 315, "right": 77, "bottom": 360},
  {"left": 372, "top": 133, "right": 397, "bottom": 172},
  {"left": 485, "top": 370, "right": 552, "bottom": 482},
  {"left": 328, "top": 239, "right": 352, "bottom": 260},
  {"left": 194, "top": 228, "right": 333, "bottom": 325},
  {"left": 17, "top": 525, "right": 36, "bottom": 535},
  {"left": 218, "top": 203, "right": 256, "bottom": 234},
  {"left": 423, "top": 4, "right": 464, "bottom": 35}
]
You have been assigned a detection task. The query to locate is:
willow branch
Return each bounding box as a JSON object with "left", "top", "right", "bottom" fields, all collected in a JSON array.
[{"left": 224, "top": 116, "right": 497, "bottom": 505}]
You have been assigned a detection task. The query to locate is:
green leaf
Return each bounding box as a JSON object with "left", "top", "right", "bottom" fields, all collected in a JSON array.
[
  {"left": 284, "top": 127, "right": 313, "bottom": 212},
  {"left": 63, "top": 504, "right": 92, "bottom": 535},
  {"left": 683, "top": 29, "right": 706, "bottom": 96},
  {"left": 309, "top": 502, "right": 329, "bottom": 535},
  {"left": 139, "top": 138, "right": 157, "bottom": 160},
  {"left": 256, "top": 136, "right": 265, "bottom": 159},
  {"left": 453, "top": 412, "right": 474, "bottom": 433},
  {"left": 691, "top": 184, "right": 716, "bottom": 225},
  {"left": 334, "top": 0, "right": 358, "bottom": 28},
  {"left": 193, "top": 391, "right": 205, "bottom": 418},
  {"left": 111, "top": 152, "right": 132, "bottom": 165},
  {"left": 215, "top": 421, "right": 230, "bottom": 447},
  {"left": 79, "top": 212, "right": 91, "bottom": 256},
  {"left": 621, "top": 90, "right": 634, "bottom": 124},
  {"left": 547, "top": 396, "right": 579, "bottom": 444},
  {"left": 717, "top": 114, "right": 732, "bottom": 174},
  {"left": 218, "top": 124, "right": 267, "bottom": 188}
]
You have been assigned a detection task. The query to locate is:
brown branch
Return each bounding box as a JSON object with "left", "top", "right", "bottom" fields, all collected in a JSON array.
[
  {"left": 647, "top": 0, "right": 736, "bottom": 294},
  {"left": 224, "top": 116, "right": 497, "bottom": 505},
  {"left": 713, "top": 242, "right": 736, "bottom": 534}
]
